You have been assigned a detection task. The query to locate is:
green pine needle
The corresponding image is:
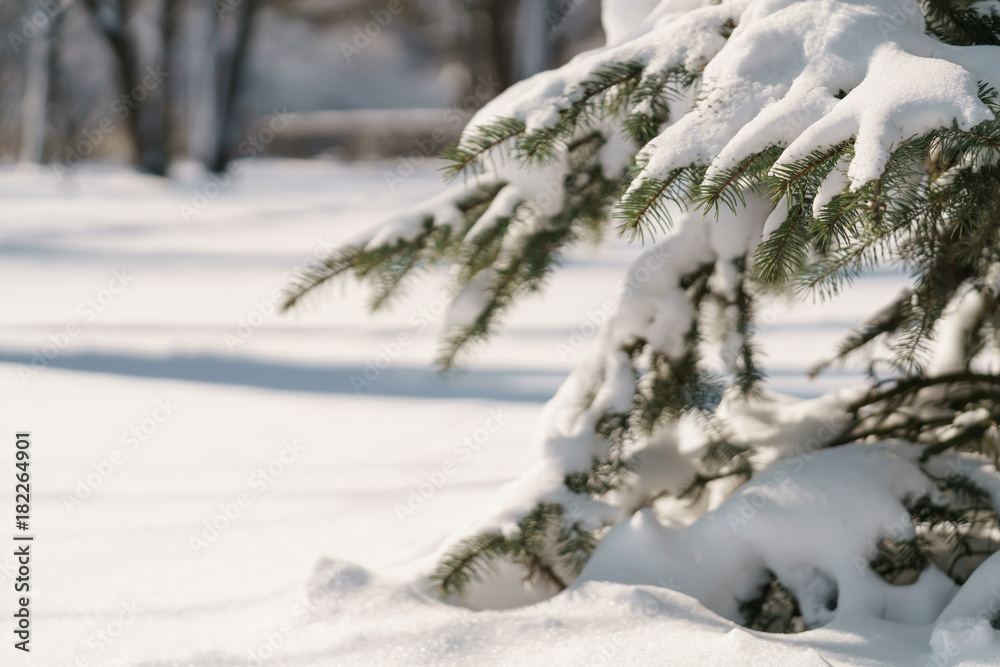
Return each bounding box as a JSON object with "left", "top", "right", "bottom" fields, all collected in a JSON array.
[{"left": 441, "top": 118, "right": 527, "bottom": 181}]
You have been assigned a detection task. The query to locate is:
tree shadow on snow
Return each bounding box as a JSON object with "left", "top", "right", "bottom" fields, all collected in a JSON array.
[{"left": 0, "top": 349, "right": 565, "bottom": 403}]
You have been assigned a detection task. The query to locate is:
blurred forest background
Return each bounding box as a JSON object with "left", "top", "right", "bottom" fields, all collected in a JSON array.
[{"left": 0, "top": 0, "right": 603, "bottom": 175}]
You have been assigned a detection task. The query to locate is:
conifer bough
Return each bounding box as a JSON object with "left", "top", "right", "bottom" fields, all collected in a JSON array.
[{"left": 284, "top": 0, "right": 1000, "bottom": 643}]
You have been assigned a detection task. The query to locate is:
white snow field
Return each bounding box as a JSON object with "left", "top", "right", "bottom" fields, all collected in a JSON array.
[{"left": 0, "top": 159, "right": 993, "bottom": 667}]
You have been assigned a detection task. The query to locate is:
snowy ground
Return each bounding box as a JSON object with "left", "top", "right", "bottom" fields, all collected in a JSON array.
[{"left": 0, "top": 159, "right": 936, "bottom": 666}]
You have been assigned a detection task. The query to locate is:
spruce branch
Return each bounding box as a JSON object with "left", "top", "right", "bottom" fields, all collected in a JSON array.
[
  {"left": 739, "top": 573, "right": 808, "bottom": 634},
  {"left": 753, "top": 204, "right": 809, "bottom": 284},
  {"left": 616, "top": 166, "right": 705, "bottom": 243},
  {"left": 436, "top": 224, "right": 575, "bottom": 369},
  {"left": 517, "top": 61, "right": 645, "bottom": 164},
  {"left": 557, "top": 521, "right": 600, "bottom": 575},
  {"left": 697, "top": 146, "right": 783, "bottom": 216},
  {"left": 429, "top": 533, "right": 512, "bottom": 597},
  {"left": 808, "top": 289, "right": 912, "bottom": 378},
  {"left": 623, "top": 67, "right": 699, "bottom": 145},
  {"left": 441, "top": 118, "right": 527, "bottom": 181},
  {"left": 731, "top": 256, "right": 765, "bottom": 393},
  {"left": 281, "top": 244, "right": 369, "bottom": 313},
  {"left": 923, "top": 0, "right": 1000, "bottom": 46},
  {"left": 768, "top": 142, "right": 852, "bottom": 202},
  {"left": 429, "top": 502, "right": 579, "bottom": 597}
]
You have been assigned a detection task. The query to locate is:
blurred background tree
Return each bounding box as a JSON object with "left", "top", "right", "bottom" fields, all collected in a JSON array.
[{"left": 0, "top": 0, "right": 603, "bottom": 175}]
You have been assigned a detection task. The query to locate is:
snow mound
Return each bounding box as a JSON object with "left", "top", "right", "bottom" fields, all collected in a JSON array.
[
  {"left": 173, "top": 530, "right": 997, "bottom": 666},
  {"left": 581, "top": 443, "right": 952, "bottom": 626},
  {"left": 463, "top": 0, "right": 1000, "bottom": 193},
  {"left": 425, "top": 426, "right": 1000, "bottom": 661}
]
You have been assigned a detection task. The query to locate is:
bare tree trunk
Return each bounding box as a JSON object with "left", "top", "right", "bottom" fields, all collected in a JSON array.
[
  {"left": 42, "top": 11, "right": 64, "bottom": 162},
  {"left": 487, "top": 0, "right": 518, "bottom": 89},
  {"left": 42, "top": 12, "right": 68, "bottom": 160},
  {"left": 18, "top": 15, "right": 56, "bottom": 164},
  {"left": 85, "top": 0, "right": 167, "bottom": 175},
  {"left": 453, "top": 0, "right": 521, "bottom": 105},
  {"left": 513, "top": 0, "right": 552, "bottom": 81},
  {"left": 209, "top": 0, "right": 258, "bottom": 173},
  {"left": 161, "top": 0, "right": 181, "bottom": 170},
  {"left": 187, "top": 0, "right": 218, "bottom": 166}
]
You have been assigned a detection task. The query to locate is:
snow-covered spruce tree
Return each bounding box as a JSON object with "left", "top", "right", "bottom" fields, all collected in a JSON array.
[{"left": 285, "top": 0, "right": 1000, "bottom": 644}]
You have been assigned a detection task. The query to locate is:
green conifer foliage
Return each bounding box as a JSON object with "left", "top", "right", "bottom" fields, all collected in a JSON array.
[{"left": 284, "top": 0, "right": 1000, "bottom": 626}]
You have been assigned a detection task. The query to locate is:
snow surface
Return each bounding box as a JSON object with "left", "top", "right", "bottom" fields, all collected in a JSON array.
[{"left": 1, "top": 160, "right": 995, "bottom": 666}]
